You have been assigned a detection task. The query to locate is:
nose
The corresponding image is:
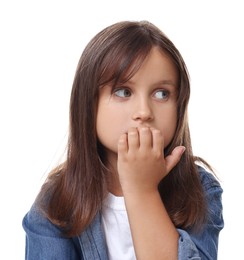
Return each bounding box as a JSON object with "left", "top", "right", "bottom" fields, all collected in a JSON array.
[{"left": 132, "top": 98, "right": 154, "bottom": 122}]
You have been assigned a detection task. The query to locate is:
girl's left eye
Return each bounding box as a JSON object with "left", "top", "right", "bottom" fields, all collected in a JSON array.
[
  {"left": 114, "top": 88, "right": 131, "bottom": 98},
  {"left": 153, "top": 90, "right": 169, "bottom": 100}
]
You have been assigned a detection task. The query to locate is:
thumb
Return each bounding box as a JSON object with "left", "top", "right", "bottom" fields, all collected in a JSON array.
[{"left": 165, "top": 146, "right": 186, "bottom": 174}]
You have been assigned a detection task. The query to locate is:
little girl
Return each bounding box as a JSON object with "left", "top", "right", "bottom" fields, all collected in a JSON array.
[{"left": 23, "top": 21, "right": 223, "bottom": 259}]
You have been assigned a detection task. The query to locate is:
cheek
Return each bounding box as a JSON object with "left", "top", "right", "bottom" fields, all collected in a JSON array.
[
  {"left": 96, "top": 105, "right": 125, "bottom": 152},
  {"left": 96, "top": 107, "right": 110, "bottom": 140},
  {"left": 158, "top": 108, "right": 177, "bottom": 147}
]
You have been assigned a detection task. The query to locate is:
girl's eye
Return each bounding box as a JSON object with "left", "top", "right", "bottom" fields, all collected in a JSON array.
[
  {"left": 154, "top": 89, "right": 169, "bottom": 100},
  {"left": 114, "top": 88, "right": 131, "bottom": 98}
]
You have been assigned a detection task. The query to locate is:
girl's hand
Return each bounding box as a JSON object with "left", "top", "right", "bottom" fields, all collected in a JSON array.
[{"left": 117, "top": 127, "right": 185, "bottom": 195}]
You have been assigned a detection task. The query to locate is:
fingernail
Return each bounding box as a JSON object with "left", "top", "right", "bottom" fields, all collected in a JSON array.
[{"left": 180, "top": 146, "right": 186, "bottom": 155}]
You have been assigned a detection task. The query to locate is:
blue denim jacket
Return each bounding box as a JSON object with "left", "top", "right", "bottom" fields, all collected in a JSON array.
[{"left": 23, "top": 167, "right": 223, "bottom": 259}]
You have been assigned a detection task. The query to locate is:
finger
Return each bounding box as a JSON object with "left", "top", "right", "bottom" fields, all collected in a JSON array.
[
  {"left": 151, "top": 128, "right": 163, "bottom": 155},
  {"left": 118, "top": 133, "right": 128, "bottom": 156},
  {"left": 165, "top": 146, "right": 186, "bottom": 174},
  {"left": 127, "top": 127, "right": 139, "bottom": 151},
  {"left": 138, "top": 127, "right": 152, "bottom": 149}
]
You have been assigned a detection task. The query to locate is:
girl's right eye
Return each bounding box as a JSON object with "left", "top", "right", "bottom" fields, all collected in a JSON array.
[{"left": 113, "top": 88, "right": 131, "bottom": 98}]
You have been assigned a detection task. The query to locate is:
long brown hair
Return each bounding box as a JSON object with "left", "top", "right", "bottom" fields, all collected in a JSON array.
[{"left": 37, "top": 20, "right": 208, "bottom": 237}]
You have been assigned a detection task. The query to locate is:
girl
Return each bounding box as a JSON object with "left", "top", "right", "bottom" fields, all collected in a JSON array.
[{"left": 23, "top": 21, "right": 223, "bottom": 259}]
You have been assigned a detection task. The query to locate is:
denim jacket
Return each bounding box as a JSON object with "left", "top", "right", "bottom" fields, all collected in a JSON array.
[{"left": 23, "top": 167, "right": 224, "bottom": 259}]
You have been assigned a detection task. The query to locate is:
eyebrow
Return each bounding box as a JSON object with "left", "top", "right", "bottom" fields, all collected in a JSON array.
[
  {"left": 126, "top": 79, "right": 177, "bottom": 88},
  {"left": 155, "top": 80, "right": 177, "bottom": 87}
]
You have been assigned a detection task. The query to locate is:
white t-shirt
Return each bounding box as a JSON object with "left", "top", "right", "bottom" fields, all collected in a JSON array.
[{"left": 101, "top": 193, "right": 136, "bottom": 260}]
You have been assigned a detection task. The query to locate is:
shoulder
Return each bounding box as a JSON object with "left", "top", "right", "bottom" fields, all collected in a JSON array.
[
  {"left": 197, "top": 165, "right": 223, "bottom": 193},
  {"left": 22, "top": 201, "right": 83, "bottom": 259},
  {"left": 178, "top": 166, "right": 224, "bottom": 259},
  {"left": 22, "top": 200, "right": 63, "bottom": 238},
  {"left": 22, "top": 172, "right": 66, "bottom": 237},
  {"left": 197, "top": 165, "right": 224, "bottom": 229},
  {"left": 23, "top": 177, "right": 62, "bottom": 237}
]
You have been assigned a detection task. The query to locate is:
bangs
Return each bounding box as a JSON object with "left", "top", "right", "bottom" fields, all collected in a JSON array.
[
  {"left": 97, "top": 28, "right": 153, "bottom": 88},
  {"left": 99, "top": 47, "right": 151, "bottom": 88}
]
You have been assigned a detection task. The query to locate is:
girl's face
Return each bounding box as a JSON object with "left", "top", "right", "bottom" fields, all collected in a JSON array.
[{"left": 96, "top": 47, "right": 178, "bottom": 162}]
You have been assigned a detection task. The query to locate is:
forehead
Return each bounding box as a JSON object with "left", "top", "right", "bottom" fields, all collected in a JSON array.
[
  {"left": 99, "top": 45, "right": 178, "bottom": 90},
  {"left": 114, "top": 47, "right": 179, "bottom": 93},
  {"left": 131, "top": 47, "right": 178, "bottom": 82}
]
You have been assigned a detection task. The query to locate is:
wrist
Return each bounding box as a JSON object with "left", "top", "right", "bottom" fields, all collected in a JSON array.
[{"left": 123, "top": 188, "right": 161, "bottom": 205}]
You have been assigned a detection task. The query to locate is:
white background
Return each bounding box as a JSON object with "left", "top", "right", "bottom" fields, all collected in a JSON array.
[{"left": 0, "top": 0, "right": 243, "bottom": 259}]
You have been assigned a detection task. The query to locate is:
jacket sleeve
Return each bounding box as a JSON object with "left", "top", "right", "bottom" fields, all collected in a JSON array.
[
  {"left": 22, "top": 204, "right": 81, "bottom": 260},
  {"left": 177, "top": 169, "right": 224, "bottom": 260}
]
